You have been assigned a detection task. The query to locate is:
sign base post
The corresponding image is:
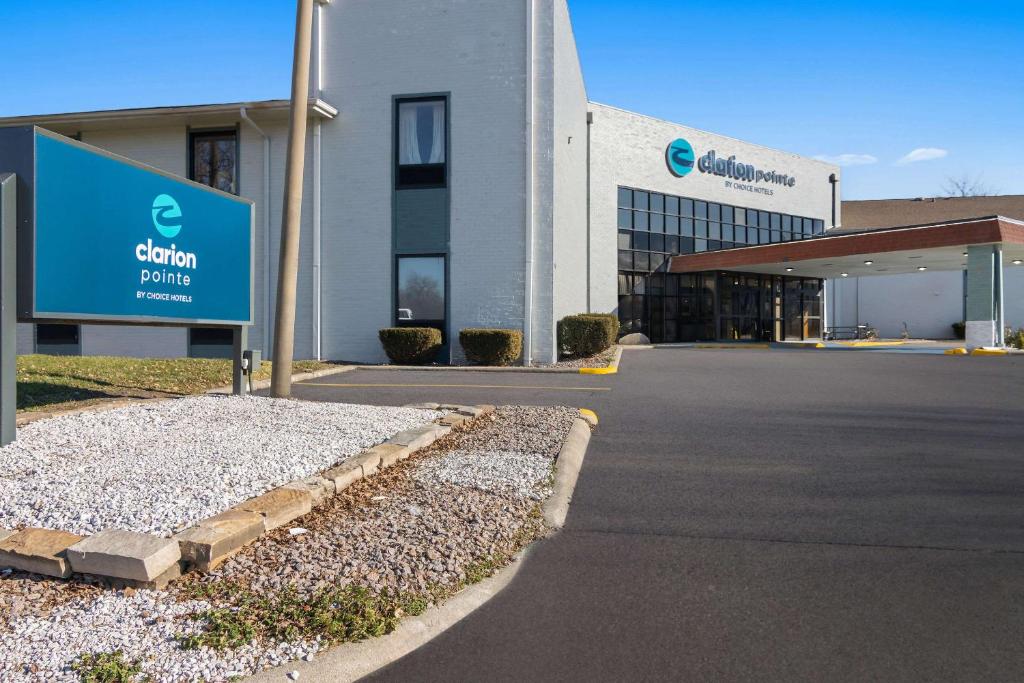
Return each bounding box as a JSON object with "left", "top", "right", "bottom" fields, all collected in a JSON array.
[
  {"left": 1, "top": 174, "right": 16, "bottom": 446},
  {"left": 232, "top": 326, "right": 248, "bottom": 397}
]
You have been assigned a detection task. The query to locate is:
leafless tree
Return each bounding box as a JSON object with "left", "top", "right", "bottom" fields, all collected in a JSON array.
[{"left": 942, "top": 174, "right": 996, "bottom": 197}]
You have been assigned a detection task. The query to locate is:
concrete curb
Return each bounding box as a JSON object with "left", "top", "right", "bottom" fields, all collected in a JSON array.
[
  {"left": 543, "top": 417, "right": 593, "bottom": 529},
  {"left": 207, "top": 364, "right": 356, "bottom": 394},
  {"left": 248, "top": 410, "right": 593, "bottom": 682},
  {"left": 579, "top": 345, "right": 623, "bottom": 375},
  {"left": 248, "top": 544, "right": 533, "bottom": 683}
]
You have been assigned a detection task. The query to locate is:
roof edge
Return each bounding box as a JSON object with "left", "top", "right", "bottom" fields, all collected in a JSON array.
[{"left": 0, "top": 97, "right": 339, "bottom": 127}]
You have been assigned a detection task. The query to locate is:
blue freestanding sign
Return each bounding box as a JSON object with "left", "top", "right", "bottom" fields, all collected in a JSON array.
[
  {"left": 0, "top": 127, "right": 256, "bottom": 444},
  {"left": 5, "top": 127, "right": 253, "bottom": 326}
]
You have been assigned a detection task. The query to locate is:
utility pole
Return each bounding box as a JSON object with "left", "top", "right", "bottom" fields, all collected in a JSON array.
[{"left": 271, "top": 0, "right": 314, "bottom": 398}]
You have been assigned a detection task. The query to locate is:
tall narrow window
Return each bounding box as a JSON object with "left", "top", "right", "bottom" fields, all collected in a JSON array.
[
  {"left": 396, "top": 98, "right": 446, "bottom": 188},
  {"left": 188, "top": 129, "right": 238, "bottom": 357}
]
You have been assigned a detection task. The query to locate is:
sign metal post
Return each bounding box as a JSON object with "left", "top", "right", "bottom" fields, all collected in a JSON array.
[{"left": 0, "top": 174, "right": 16, "bottom": 446}]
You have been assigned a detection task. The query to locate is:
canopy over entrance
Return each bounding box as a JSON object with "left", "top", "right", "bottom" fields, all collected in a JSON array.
[{"left": 669, "top": 216, "right": 1024, "bottom": 348}]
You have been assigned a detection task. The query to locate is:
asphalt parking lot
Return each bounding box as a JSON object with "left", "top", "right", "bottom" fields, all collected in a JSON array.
[{"left": 292, "top": 348, "right": 1024, "bottom": 681}]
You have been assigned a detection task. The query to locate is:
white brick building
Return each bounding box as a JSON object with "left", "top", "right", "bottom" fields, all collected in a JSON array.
[{"left": 3, "top": 0, "right": 838, "bottom": 362}]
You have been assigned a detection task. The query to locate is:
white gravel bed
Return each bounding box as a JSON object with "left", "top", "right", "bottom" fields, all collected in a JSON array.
[
  {"left": 0, "top": 590, "right": 319, "bottom": 682},
  {"left": 413, "top": 449, "right": 554, "bottom": 500},
  {"left": 0, "top": 395, "right": 438, "bottom": 536}
]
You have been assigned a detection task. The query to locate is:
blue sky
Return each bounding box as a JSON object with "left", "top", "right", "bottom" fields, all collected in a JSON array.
[{"left": 1, "top": 0, "right": 1021, "bottom": 200}]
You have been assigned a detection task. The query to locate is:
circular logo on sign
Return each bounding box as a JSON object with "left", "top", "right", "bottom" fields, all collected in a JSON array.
[
  {"left": 151, "top": 194, "right": 182, "bottom": 239},
  {"left": 666, "top": 138, "right": 695, "bottom": 178}
]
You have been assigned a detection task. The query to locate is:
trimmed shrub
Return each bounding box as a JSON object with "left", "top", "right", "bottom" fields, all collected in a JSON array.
[
  {"left": 951, "top": 321, "right": 966, "bottom": 340},
  {"left": 1007, "top": 327, "right": 1024, "bottom": 350},
  {"left": 378, "top": 327, "right": 442, "bottom": 365},
  {"left": 459, "top": 328, "right": 523, "bottom": 366},
  {"left": 558, "top": 313, "right": 618, "bottom": 357}
]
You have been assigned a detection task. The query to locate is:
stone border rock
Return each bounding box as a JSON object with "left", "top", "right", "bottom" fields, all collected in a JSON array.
[{"left": 0, "top": 404, "right": 495, "bottom": 590}]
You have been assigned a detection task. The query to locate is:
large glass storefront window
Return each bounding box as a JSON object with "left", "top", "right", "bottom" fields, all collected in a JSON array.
[{"left": 616, "top": 184, "right": 826, "bottom": 343}]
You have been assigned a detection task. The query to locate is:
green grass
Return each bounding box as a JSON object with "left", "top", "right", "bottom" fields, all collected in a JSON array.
[
  {"left": 71, "top": 651, "right": 147, "bottom": 683},
  {"left": 16, "top": 354, "right": 333, "bottom": 413}
]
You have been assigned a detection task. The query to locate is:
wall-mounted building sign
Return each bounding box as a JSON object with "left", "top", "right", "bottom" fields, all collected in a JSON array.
[
  {"left": 0, "top": 127, "right": 253, "bottom": 326},
  {"left": 665, "top": 139, "right": 797, "bottom": 194}
]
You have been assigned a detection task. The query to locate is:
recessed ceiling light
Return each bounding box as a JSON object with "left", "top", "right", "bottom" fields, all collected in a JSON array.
[
  {"left": 962, "top": 252, "right": 968, "bottom": 257},
  {"left": 909, "top": 255, "right": 923, "bottom": 259},
  {"left": 841, "top": 273, "right": 849, "bottom": 277},
  {"left": 864, "top": 260, "right": 874, "bottom": 265},
  {"left": 1014, "top": 260, "right": 1023, "bottom": 265},
  {"left": 917, "top": 266, "right": 928, "bottom": 271},
  {"left": 785, "top": 267, "right": 794, "bottom": 272}
]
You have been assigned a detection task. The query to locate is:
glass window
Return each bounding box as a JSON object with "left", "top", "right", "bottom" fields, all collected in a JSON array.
[
  {"left": 618, "top": 187, "right": 633, "bottom": 208},
  {"left": 805, "top": 218, "right": 814, "bottom": 235},
  {"left": 680, "top": 217, "right": 694, "bottom": 237},
  {"left": 722, "top": 224, "right": 734, "bottom": 242},
  {"left": 722, "top": 206, "right": 735, "bottom": 224},
  {"left": 650, "top": 234, "right": 665, "bottom": 253},
  {"left": 695, "top": 219, "right": 708, "bottom": 238},
  {"left": 782, "top": 215, "right": 792, "bottom": 231},
  {"left": 634, "top": 232, "right": 650, "bottom": 251},
  {"left": 618, "top": 208, "right": 632, "bottom": 229},
  {"left": 695, "top": 201, "right": 708, "bottom": 219},
  {"left": 680, "top": 236, "right": 695, "bottom": 253},
  {"left": 735, "top": 208, "right": 747, "bottom": 226},
  {"left": 633, "top": 190, "right": 650, "bottom": 211},
  {"left": 666, "top": 235, "right": 680, "bottom": 254},
  {"left": 695, "top": 238, "right": 708, "bottom": 252},
  {"left": 635, "top": 251, "right": 651, "bottom": 271},
  {"left": 618, "top": 250, "right": 633, "bottom": 270},
  {"left": 397, "top": 98, "right": 446, "bottom": 187},
  {"left": 759, "top": 211, "right": 769, "bottom": 228},
  {"left": 770, "top": 213, "right": 781, "bottom": 230},
  {"left": 813, "top": 219, "right": 824, "bottom": 234},
  {"left": 709, "top": 203, "right": 721, "bottom": 221},
  {"left": 746, "top": 210, "right": 757, "bottom": 228},
  {"left": 633, "top": 211, "right": 649, "bottom": 231},
  {"left": 190, "top": 130, "right": 237, "bottom": 194},
  {"left": 617, "top": 230, "right": 632, "bottom": 249},
  {"left": 650, "top": 213, "right": 664, "bottom": 233},
  {"left": 650, "top": 193, "right": 665, "bottom": 213},
  {"left": 709, "top": 222, "right": 721, "bottom": 240},
  {"left": 680, "top": 198, "right": 694, "bottom": 217},
  {"left": 35, "top": 324, "right": 80, "bottom": 356},
  {"left": 665, "top": 215, "right": 680, "bottom": 234},
  {"left": 665, "top": 195, "right": 680, "bottom": 215},
  {"left": 397, "top": 256, "right": 445, "bottom": 326}
]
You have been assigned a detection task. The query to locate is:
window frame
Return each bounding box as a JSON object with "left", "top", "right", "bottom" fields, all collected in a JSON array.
[
  {"left": 187, "top": 126, "right": 240, "bottom": 196},
  {"left": 394, "top": 253, "right": 448, "bottom": 338},
  {"left": 394, "top": 95, "right": 449, "bottom": 190}
]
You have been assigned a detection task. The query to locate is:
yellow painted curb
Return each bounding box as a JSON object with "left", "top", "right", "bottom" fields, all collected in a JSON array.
[
  {"left": 579, "top": 364, "right": 617, "bottom": 375},
  {"left": 579, "top": 409, "right": 599, "bottom": 426},
  {"left": 693, "top": 343, "right": 770, "bottom": 350},
  {"left": 944, "top": 347, "right": 968, "bottom": 355},
  {"left": 838, "top": 340, "right": 906, "bottom": 348},
  {"left": 970, "top": 348, "right": 1009, "bottom": 356},
  {"left": 776, "top": 342, "right": 826, "bottom": 349}
]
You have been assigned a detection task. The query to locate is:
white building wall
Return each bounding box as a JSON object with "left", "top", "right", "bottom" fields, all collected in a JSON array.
[
  {"left": 829, "top": 267, "right": 1024, "bottom": 340},
  {"left": 319, "top": 0, "right": 529, "bottom": 363},
  {"left": 588, "top": 103, "right": 839, "bottom": 317},
  {"left": 550, "top": 0, "right": 591, "bottom": 333}
]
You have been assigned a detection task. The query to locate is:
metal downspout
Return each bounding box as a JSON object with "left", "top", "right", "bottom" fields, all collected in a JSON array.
[
  {"left": 523, "top": 0, "right": 536, "bottom": 366},
  {"left": 239, "top": 106, "right": 271, "bottom": 355}
]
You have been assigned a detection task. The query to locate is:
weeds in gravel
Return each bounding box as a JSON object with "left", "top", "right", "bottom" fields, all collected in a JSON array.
[
  {"left": 71, "top": 651, "right": 147, "bottom": 683},
  {"left": 178, "top": 584, "right": 415, "bottom": 651}
]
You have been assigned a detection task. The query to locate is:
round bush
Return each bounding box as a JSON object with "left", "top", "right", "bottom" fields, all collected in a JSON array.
[
  {"left": 459, "top": 328, "right": 523, "bottom": 366},
  {"left": 378, "top": 327, "right": 442, "bottom": 365}
]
